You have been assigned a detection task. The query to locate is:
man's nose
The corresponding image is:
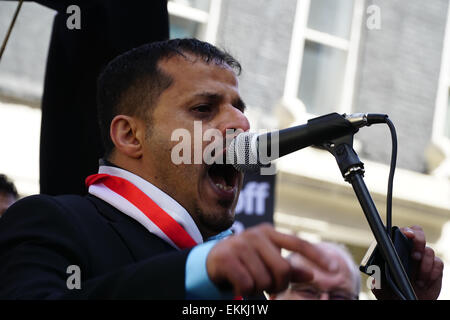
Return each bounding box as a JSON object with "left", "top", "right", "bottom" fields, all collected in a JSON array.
[{"left": 218, "top": 105, "right": 250, "bottom": 137}]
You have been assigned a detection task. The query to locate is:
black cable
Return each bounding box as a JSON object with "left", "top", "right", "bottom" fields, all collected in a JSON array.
[
  {"left": 385, "top": 118, "right": 397, "bottom": 239},
  {"left": 0, "top": 0, "right": 24, "bottom": 62},
  {"left": 362, "top": 115, "right": 413, "bottom": 299},
  {"left": 383, "top": 117, "right": 407, "bottom": 299}
]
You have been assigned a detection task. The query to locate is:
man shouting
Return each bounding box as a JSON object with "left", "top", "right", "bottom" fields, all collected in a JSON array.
[{"left": 0, "top": 39, "right": 441, "bottom": 299}]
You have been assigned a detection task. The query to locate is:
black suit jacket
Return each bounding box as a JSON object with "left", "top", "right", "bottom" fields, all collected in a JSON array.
[{"left": 0, "top": 194, "right": 189, "bottom": 299}]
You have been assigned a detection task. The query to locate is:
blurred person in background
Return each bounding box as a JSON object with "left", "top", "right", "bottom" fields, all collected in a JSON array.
[
  {"left": 271, "top": 226, "right": 444, "bottom": 300},
  {"left": 271, "top": 242, "right": 360, "bottom": 300},
  {"left": 0, "top": 174, "right": 18, "bottom": 217}
]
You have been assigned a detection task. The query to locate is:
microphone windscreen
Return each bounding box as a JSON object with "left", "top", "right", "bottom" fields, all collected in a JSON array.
[{"left": 226, "top": 132, "right": 262, "bottom": 172}]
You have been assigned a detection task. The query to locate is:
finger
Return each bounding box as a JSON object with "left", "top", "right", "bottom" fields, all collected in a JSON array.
[
  {"left": 236, "top": 241, "right": 273, "bottom": 293},
  {"left": 267, "top": 229, "right": 338, "bottom": 272},
  {"left": 223, "top": 258, "right": 255, "bottom": 297},
  {"left": 206, "top": 240, "right": 256, "bottom": 295},
  {"left": 243, "top": 226, "right": 314, "bottom": 293},
  {"left": 400, "top": 226, "right": 421, "bottom": 262},
  {"left": 429, "top": 257, "right": 444, "bottom": 283},
  {"left": 409, "top": 225, "right": 426, "bottom": 261},
  {"left": 245, "top": 233, "right": 294, "bottom": 293},
  {"left": 254, "top": 237, "right": 314, "bottom": 293},
  {"left": 400, "top": 227, "right": 415, "bottom": 239},
  {"left": 415, "top": 247, "right": 435, "bottom": 285}
]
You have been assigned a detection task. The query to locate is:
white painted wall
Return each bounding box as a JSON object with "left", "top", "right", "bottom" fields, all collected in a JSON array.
[{"left": 0, "top": 101, "right": 40, "bottom": 196}]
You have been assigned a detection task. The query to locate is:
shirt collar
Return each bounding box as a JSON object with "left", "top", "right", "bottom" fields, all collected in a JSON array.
[{"left": 207, "top": 229, "right": 233, "bottom": 241}]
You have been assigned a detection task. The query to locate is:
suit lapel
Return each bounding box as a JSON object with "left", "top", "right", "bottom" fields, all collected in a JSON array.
[{"left": 87, "top": 195, "right": 176, "bottom": 262}]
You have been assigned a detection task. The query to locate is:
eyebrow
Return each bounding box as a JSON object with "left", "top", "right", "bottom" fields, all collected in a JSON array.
[{"left": 193, "top": 92, "right": 247, "bottom": 112}]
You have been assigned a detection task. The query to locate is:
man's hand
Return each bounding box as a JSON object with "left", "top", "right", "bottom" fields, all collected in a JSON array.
[
  {"left": 206, "top": 224, "right": 339, "bottom": 297},
  {"left": 373, "top": 225, "right": 444, "bottom": 300},
  {"left": 401, "top": 225, "right": 444, "bottom": 300}
]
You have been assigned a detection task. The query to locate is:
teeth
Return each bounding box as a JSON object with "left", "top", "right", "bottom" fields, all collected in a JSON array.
[{"left": 215, "top": 183, "right": 233, "bottom": 191}]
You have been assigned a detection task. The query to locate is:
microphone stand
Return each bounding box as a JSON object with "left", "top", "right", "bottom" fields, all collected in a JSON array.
[{"left": 320, "top": 134, "right": 417, "bottom": 300}]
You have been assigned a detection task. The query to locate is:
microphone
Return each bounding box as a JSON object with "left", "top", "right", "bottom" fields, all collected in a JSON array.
[{"left": 226, "top": 112, "right": 387, "bottom": 172}]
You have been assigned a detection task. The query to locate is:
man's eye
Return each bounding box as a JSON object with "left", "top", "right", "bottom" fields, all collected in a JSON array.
[
  {"left": 192, "top": 105, "right": 212, "bottom": 113},
  {"left": 301, "top": 289, "right": 318, "bottom": 296},
  {"left": 330, "top": 293, "right": 355, "bottom": 300}
]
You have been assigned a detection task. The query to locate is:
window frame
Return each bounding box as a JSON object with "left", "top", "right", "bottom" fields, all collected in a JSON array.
[
  {"left": 283, "top": 0, "right": 365, "bottom": 121},
  {"left": 433, "top": 1, "right": 450, "bottom": 146},
  {"left": 429, "top": 1, "right": 450, "bottom": 177},
  {"left": 167, "top": 0, "right": 222, "bottom": 43}
]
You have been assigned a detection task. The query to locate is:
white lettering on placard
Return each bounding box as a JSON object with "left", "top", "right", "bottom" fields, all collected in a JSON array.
[{"left": 235, "top": 182, "right": 270, "bottom": 216}]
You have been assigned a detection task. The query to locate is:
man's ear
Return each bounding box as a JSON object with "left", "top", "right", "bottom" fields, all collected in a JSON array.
[{"left": 110, "top": 115, "right": 144, "bottom": 159}]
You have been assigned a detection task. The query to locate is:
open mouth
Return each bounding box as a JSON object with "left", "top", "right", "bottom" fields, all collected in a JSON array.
[
  {"left": 207, "top": 163, "right": 240, "bottom": 193},
  {"left": 203, "top": 144, "right": 241, "bottom": 204}
]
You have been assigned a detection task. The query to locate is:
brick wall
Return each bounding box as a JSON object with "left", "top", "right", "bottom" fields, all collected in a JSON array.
[
  {"left": 216, "top": 0, "right": 297, "bottom": 114},
  {"left": 354, "top": 0, "right": 448, "bottom": 172}
]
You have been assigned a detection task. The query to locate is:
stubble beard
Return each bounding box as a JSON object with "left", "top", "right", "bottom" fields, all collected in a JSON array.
[{"left": 195, "top": 204, "right": 236, "bottom": 238}]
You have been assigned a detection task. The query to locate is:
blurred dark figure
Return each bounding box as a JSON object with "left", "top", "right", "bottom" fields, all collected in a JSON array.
[
  {"left": 3, "top": 0, "right": 169, "bottom": 195},
  {"left": 0, "top": 174, "right": 18, "bottom": 217}
]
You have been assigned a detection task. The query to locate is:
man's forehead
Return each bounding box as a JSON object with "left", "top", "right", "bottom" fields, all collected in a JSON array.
[
  {"left": 290, "top": 251, "right": 351, "bottom": 275},
  {"left": 158, "top": 53, "right": 238, "bottom": 81}
]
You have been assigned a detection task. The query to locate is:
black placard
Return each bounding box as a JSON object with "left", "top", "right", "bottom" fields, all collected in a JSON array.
[{"left": 231, "top": 171, "right": 276, "bottom": 234}]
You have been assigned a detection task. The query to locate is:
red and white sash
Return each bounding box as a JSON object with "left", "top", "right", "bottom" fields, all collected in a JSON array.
[{"left": 86, "top": 165, "right": 203, "bottom": 250}]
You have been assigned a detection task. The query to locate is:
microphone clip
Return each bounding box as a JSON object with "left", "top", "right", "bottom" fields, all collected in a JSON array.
[{"left": 319, "top": 134, "right": 364, "bottom": 182}]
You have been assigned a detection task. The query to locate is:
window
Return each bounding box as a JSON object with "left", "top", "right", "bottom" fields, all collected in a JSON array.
[
  {"left": 429, "top": 2, "right": 450, "bottom": 177},
  {"left": 168, "top": 0, "right": 221, "bottom": 43},
  {"left": 434, "top": 55, "right": 450, "bottom": 142},
  {"left": 433, "top": 2, "right": 450, "bottom": 146},
  {"left": 446, "top": 89, "right": 450, "bottom": 139},
  {"left": 444, "top": 91, "right": 450, "bottom": 139},
  {"left": 284, "top": 0, "right": 364, "bottom": 118}
]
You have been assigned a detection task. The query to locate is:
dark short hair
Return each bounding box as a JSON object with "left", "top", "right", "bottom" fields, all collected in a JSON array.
[
  {"left": 0, "top": 174, "right": 18, "bottom": 199},
  {"left": 97, "top": 38, "right": 242, "bottom": 158}
]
